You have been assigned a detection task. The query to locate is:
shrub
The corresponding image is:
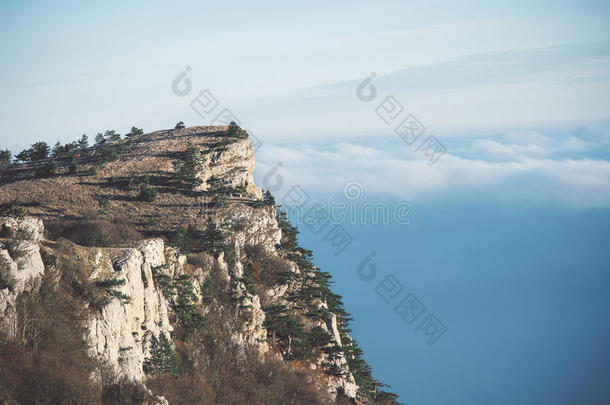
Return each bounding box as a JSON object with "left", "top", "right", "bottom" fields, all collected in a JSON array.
[
  {"left": 169, "top": 225, "right": 195, "bottom": 254},
  {"left": 0, "top": 200, "right": 25, "bottom": 218},
  {"left": 174, "top": 121, "right": 185, "bottom": 130},
  {"left": 147, "top": 338, "right": 328, "bottom": 405},
  {"left": 138, "top": 184, "right": 158, "bottom": 202},
  {"left": 69, "top": 156, "right": 80, "bottom": 173},
  {"left": 98, "top": 197, "right": 110, "bottom": 216},
  {"left": 128, "top": 173, "right": 149, "bottom": 191},
  {"left": 201, "top": 218, "right": 227, "bottom": 258},
  {"left": 186, "top": 252, "right": 208, "bottom": 268},
  {"left": 38, "top": 159, "right": 58, "bottom": 177},
  {"left": 101, "top": 377, "right": 151, "bottom": 405},
  {"left": 0, "top": 266, "right": 99, "bottom": 404},
  {"left": 245, "top": 244, "right": 291, "bottom": 286},
  {"left": 144, "top": 215, "right": 160, "bottom": 228}
]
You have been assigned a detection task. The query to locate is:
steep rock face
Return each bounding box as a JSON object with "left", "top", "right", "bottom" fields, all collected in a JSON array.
[
  {"left": 324, "top": 312, "right": 359, "bottom": 398},
  {"left": 228, "top": 205, "right": 281, "bottom": 254},
  {"left": 199, "top": 137, "right": 262, "bottom": 199},
  {"left": 0, "top": 217, "right": 45, "bottom": 337},
  {"left": 86, "top": 239, "right": 173, "bottom": 381}
]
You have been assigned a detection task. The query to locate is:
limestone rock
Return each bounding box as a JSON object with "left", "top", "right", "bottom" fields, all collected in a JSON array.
[
  {"left": 199, "top": 138, "right": 262, "bottom": 199},
  {"left": 86, "top": 239, "right": 173, "bottom": 381}
]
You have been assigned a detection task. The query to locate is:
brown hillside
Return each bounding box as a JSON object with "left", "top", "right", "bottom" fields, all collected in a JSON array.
[{"left": 0, "top": 126, "right": 259, "bottom": 240}]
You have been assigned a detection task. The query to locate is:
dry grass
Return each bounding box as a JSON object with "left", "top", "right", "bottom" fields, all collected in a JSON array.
[{"left": 0, "top": 126, "right": 251, "bottom": 239}]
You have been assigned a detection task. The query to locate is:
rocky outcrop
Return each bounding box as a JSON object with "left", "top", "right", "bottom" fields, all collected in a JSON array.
[
  {"left": 0, "top": 217, "right": 46, "bottom": 337},
  {"left": 86, "top": 239, "right": 173, "bottom": 381},
  {"left": 199, "top": 137, "right": 262, "bottom": 199}
]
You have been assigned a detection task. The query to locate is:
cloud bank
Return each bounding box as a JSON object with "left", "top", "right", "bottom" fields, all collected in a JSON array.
[{"left": 253, "top": 124, "right": 610, "bottom": 208}]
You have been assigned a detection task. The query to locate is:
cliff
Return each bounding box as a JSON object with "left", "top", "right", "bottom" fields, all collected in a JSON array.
[{"left": 0, "top": 125, "right": 399, "bottom": 404}]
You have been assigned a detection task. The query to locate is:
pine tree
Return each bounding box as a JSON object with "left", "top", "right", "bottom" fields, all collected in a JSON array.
[
  {"left": 15, "top": 149, "right": 30, "bottom": 163},
  {"left": 226, "top": 121, "right": 248, "bottom": 138},
  {"left": 146, "top": 333, "right": 178, "bottom": 376},
  {"left": 125, "top": 126, "right": 144, "bottom": 144},
  {"left": 94, "top": 132, "right": 106, "bottom": 146},
  {"left": 173, "top": 275, "right": 206, "bottom": 337},
  {"left": 104, "top": 130, "right": 121, "bottom": 143},
  {"left": 263, "top": 190, "right": 276, "bottom": 206},
  {"left": 170, "top": 226, "right": 194, "bottom": 254},
  {"left": 51, "top": 142, "right": 63, "bottom": 159},
  {"left": 172, "top": 142, "right": 203, "bottom": 189},
  {"left": 201, "top": 218, "right": 227, "bottom": 257},
  {"left": 0, "top": 149, "right": 11, "bottom": 171},
  {"left": 29, "top": 142, "right": 50, "bottom": 161},
  {"left": 69, "top": 156, "right": 79, "bottom": 173},
  {"left": 77, "top": 134, "right": 89, "bottom": 152}
]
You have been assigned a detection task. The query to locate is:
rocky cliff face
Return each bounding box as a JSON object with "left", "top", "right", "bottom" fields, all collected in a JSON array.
[
  {"left": 198, "top": 136, "right": 262, "bottom": 199},
  {"left": 0, "top": 217, "right": 46, "bottom": 336},
  {"left": 0, "top": 126, "right": 382, "bottom": 404},
  {"left": 86, "top": 239, "right": 173, "bottom": 381}
]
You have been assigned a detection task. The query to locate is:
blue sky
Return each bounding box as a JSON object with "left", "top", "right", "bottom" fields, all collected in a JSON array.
[
  {"left": 2, "top": 1, "right": 610, "bottom": 403},
  {"left": 2, "top": 0, "right": 610, "bottom": 207}
]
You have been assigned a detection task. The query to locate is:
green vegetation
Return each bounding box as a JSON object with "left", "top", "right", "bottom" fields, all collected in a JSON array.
[
  {"left": 271, "top": 206, "right": 398, "bottom": 401},
  {"left": 108, "top": 289, "right": 131, "bottom": 304},
  {"left": 225, "top": 121, "right": 249, "bottom": 139},
  {"left": 51, "top": 141, "right": 79, "bottom": 161},
  {"left": 68, "top": 156, "right": 80, "bottom": 173},
  {"left": 151, "top": 264, "right": 174, "bottom": 298},
  {"left": 138, "top": 184, "right": 158, "bottom": 202},
  {"left": 95, "top": 278, "right": 126, "bottom": 288},
  {"left": 0, "top": 149, "right": 12, "bottom": 172},
  {"left": 172, "top": 142, "right": 203, "bottom": 190},
  {"left": 169, "top": 225, "right": 196, "bottom": 254},
  {"left": 263, "top": 190, "right": 276, "bottom": 206},
  {"left": 38, "top": 159, "right": 58, "bottom": 177},
  {"left": 14, "top": 142, "right": 50, "bottom": 163},
  {"left": 174, "top": 121, "right": 185, "bottom": 130},
  {"left": 200, "top": 218, "right": 228, "bottom": 258},
  {"left": 172, "top": 274, "right": 207, "bottom": 338},
  {"left": 145, "top": 333, "right": 178, "bottom": 376},
  {"left": 0, "top": 200, "right": 25, "bottom": 218},
  {"left": 93, "top": 278, "right": 130, "bottom": 303},
  {"left": 77, "top": 134, "right": 89, "bottom": 152},
  {"left": 151, "top": 264, "right": 207, "bottom": 338},
  {"left": 94, "top": 130, "right": 126, "bottom": 164},
  {"left": 125, "top": 126, "right": 144, "bottom": 144}
]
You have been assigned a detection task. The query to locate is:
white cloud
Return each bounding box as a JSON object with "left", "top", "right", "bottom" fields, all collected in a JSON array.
[{"left": 254, "top": 132, "right": 610, "bottom": 207}]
